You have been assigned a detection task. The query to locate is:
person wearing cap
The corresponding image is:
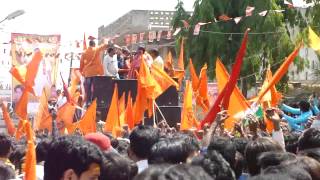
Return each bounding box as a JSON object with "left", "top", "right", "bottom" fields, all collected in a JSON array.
[
  {"left": 85, "top": 132, "right": 118, "bottom": 153},
  {"left": 149, "top": 48, "right": 164, "bottom": 70},
  {"left": 80, "top": 37, "right": 108, "bottom": 106}
]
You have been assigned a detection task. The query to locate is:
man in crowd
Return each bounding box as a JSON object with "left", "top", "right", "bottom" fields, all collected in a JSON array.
[
  {"left": 103, "top": 47, "right": 119, "bottom": 78},
  {"left": 149, "top": 48, "right": 164, "bottom": 70},
  {"left": 80, "top": 37, "right": 108, "bottom": 106},
  {"left": 0, "top": 133, "right": 14, "bottom": 171},
  {"left": 128, "top": 46, "right": 153, "bottom": 79}
]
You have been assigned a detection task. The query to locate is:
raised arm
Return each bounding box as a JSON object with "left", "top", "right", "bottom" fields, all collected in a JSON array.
[{"left": 281, "top": 103, "right": 301, "bottom": 115}]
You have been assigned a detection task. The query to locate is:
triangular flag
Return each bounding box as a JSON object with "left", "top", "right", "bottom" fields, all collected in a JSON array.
[
  {"left": 10, "top": 65, "right": 27, "bottom": 85},
  {"left": 125, "top": 91, "right": 134, "bottom": 130},
  {"left": 196, "top": 64, "right": 210, "bottom": 112},
  {"left": 24, "top": 121, "right": 36, "bottom": 180},
  {"left": 139, "top": 58, "right": 157, "bottom": 99},
  {"left": 105, "top": 84, "right": 121, "bottom": 137},
  {"left": 173, "top": 28, "right": 181, "bottom": 36},
  {"left": 200, "top": 29, "right": 250, "bottom": 129},
  {"left": 219, "top": 14, "right": 231, "bottom": 21},
  {"left": 256, "top": 44, "right": 302, "bottom": 103},
  {"left": 273, "top": 10, "right": 285, "bottom": 13},
  {"left": 181, "top": 20, "right": 190, "bottom": 28},
  {"left": 69, "top": 100, "right": 97, "bottom": 135},
  {"left": 15, "top": 119, "right": 27, "bottom": 140},
  {"left": 15, "top": 89, "right": 29, "bottom": 120},
  {"left": 308, "top": 26, "right": 320, "bottom": 51},
  {"left": 56, "top": 102, "right": 76, "bottom": 127},
  {"left": 189, "top": 58, "right": 199, "bottom": 91},
  {"left": 258, "top": 10, "right": 268, "bottom": 17},
  {"left": 180, "top": 81, "right": 198, "bottom": 130},
  {"left": 234, "top": 17, "right": 242, "bottom": 24},
  {"left": 34, "top": 88, "right": 52, "bottom": 131},
  {"left": 1, "top": 102, "right": 16, "bottom": 136},
  {"left": 284, "top": 0, "right": 294, "bottom": 8},
  {"left": 165, "top": 51, "right": 174, "bottom": 74},
  {"left": 245, "top": 6, "right": 255, "bottom": 17},
  {"left": 25, "top": 50, "right": 43, "bottom": 91},
  {"left": 216, "top": 59, "right": 250, "bottom": 130},
  {"left": 178, "top": 38, "right": 185, "bottom": 70},
  {"left": 119, "top": 92, "right": 126, "bottom": 126}
]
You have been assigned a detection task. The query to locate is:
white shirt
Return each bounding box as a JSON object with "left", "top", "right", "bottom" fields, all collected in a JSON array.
[
  {"left": 272, "top": 129, "right": 285, "bottom": 149},
  {"left": 136, "top": 159, "right": 148, "bottom": 173},
  {"left": 152, "top": 56, "right": 164, "bottom": 70},
  {"left": 311, "top": 120, "right": 320, "bottom": 129},
  {"left": 103, "top": 54, "right": 119, "bottom": 78}
]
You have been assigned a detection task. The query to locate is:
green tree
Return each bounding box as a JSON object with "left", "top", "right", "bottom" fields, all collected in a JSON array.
[{"left": 172, "top": 0, "right": 308, "bottom": 96}]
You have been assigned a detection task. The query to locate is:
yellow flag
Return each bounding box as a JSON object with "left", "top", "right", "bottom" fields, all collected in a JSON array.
[{"left": 309, "top": 27, "right": 320, "bottom": 51}]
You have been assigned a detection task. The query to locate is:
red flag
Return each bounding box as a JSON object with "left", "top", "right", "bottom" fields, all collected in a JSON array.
[{"left": 200, "top": 29, "right": 249, "bottom": 129}]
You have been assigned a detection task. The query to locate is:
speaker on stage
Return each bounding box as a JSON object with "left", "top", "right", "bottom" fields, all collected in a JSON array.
[
  {"left": 113, "top": 79, "right": 138, "bottom": 102},
  {"left": 144, "top": 106, "right": 181, "bottom": 127},
  {"left": 155, "top": 86, "right": 179, "bottom": 106}
]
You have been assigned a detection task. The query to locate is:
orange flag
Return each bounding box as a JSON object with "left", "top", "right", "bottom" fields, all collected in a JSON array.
[
  {"left": 25, "top": 50, "right": 43, "bottom": 90},
  {"left": 151, "top": 64, "right": 179, "bottom": 98},
  {"left": 189, "top": 58, "right": 199, "bottom": 91},
  {"left": 165, "top": 51, "right": 174, "bottom": 71},
  {"left": 125, "top": 92, "right": 134, "bottom": 130},
  {"left": 69, "top": 100, "right": 97, "bottom": 135},
  {"left": 56, "top": 102, "right": 76, "bottom": 126},
  {"left": 34, "top": 88, "right": 52, "bottom": 131},
  {"left": 216, "top": 59, "right": 250, "bottom": 130},
  {"left": 1, "top": 102, "right": 16, "bottom": 136},
  {"left": 24, "top": 121, "right": 36, "bottom": 180},
  {"left": 139, "top": 58, "right": 157, "bottom": 99},
  {"left": 178, "top": 38, "right": 184, "bottom": 70},
  {"left": 105, "top": 84, "right": 121, "bottom": 137},
  {"left": 15, "top": 89, "right": 29, "bottom": 120},
  {"left": 196, "top": 64, "right": 210, "bottom": 112},
  {"left": 181, "top": 81, "right": 198, "bottom": 130},
  {"left": 256, "top": 44, "right": 302, "bottom": 103},
  {"left": 119, "top": 92, "right": 126, "bottom": 126},
  {"left": 133, "top": 81, "right": 148, "bottom": 125},
  {"left": 83, "top": 33, "right": 87, "bottom": 50},
  {"left": 15, "top": 119, "right": 27, "bottom": 140},
  {"left": 10, "top": 65, "right": 27, "bottom": 85}
]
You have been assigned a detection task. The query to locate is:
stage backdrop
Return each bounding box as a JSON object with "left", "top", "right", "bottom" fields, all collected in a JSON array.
[{"left": 11, "top": 33, "right": 61, "bottom": 100}]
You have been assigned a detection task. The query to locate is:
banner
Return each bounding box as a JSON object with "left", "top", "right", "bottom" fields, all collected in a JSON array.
[{"left": 11, "top": 33, "right": 61, "bottom": 98}]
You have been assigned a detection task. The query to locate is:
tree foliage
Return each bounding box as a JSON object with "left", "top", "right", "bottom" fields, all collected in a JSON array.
[{"left": 171, "top": 0, "right": 316, "bottom": 95}]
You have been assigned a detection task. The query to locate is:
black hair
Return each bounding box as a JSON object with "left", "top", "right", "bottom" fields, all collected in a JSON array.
[
  {"left": 36, "top": 138, "right": 52, "bottom": 163},
  {"left": 107, "top": 47, "right": 115, "bottom": 54},
  {"left": 137, "top": 46, "right": 145, "bottom": 53},
  {"left": 257, "top": 151, "right": 296, "bottom": 170},
  {"left": 133, "top": 164, "right": 168, "bottom": 180},
  {"left": 208, "top": 136, "right": 236, "bottom": 170},
  {"left": 263, "top": 165, "right": 312, "bottom": 180},
  {"left": 299, "top": 101, "right": 310, "bottom": 112},
  {"left": 129, "top": 125, "right": 160, "bottom": 159},
  {"left": 299, "top": 148, "right": 320, "bottom": 162},
  {"left": 113, "top": 138, "right": 130, "bottom": 156},
  {"left": 232, "top": 137, "right": 249, "bottom": 155},
  {"left": 249, "top": 173, "right": 295, "bottom": 180},
  {"left": 298, "top": 128, "right": 320, "bottom": 151},
  {"left": 100, "top": 152, "right": 138, "bottom": 180},
  {"left": 149, "top": 49, "right": 159, "bottom": 57},
  {"left": 294, "top": 156, "right": 320, "bottom": 180},
  {"left": 191, "top": 150, "right": 236, "bottom": 180},
  {"left": 89, "top": 40, "right": 95, "bottom": 47},
  {"left": 244, "top": 137, "right": 283, "bottom": 176},
  {"left": 0, "top": 133, "right": 12, "bottom": 157},
  {"left": 160, "top": 164, "right": 213, "bottom": 180},
  {"left": 44, "top": 135, "right": 103, "bottom": 180},
  {"left": 9, "top": 145, "right": 26, "bottom": 174},
  {"left": 0, "top": 162, "right": 15, "bottom": 180},
  {"left": 285, "top": 133, "right": 300, "bottom": 153}
]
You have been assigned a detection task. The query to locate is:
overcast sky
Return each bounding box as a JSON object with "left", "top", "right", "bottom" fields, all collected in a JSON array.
[{"left": 0, "top": 0, "right": 194, "bottom": 43}]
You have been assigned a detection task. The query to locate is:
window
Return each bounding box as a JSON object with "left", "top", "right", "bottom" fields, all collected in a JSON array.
[
  {"left": 150, "top": 11, "right": 154, "bottom": 15},
  {"left": 155, "top": 11, "right": 159, "bottom": 15},
  {"left": 165, "top": 22, "right": 170, "bottom": 25},
  {"left": 165, "top": 12, "right": 169, "bottom": 15},
  {"left": 161, "top": 22, "right": 164, "bottom": 25},
  {"left": 161, "top": 12, "right": 164, "bottom": 15}
]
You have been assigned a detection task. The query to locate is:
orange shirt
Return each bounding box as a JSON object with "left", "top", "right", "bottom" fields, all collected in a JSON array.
[{"left": 80, "top": 44, "right": 107, "bottom": 77}]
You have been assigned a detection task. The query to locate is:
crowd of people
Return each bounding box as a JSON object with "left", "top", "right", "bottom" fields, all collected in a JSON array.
[{"left": 1, "top": 95, "right": 320, "bottom": 179}]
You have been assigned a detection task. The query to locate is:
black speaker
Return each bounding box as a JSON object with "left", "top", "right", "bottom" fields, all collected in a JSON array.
[
  {"left": 92, "top": 76, "right": 114, "bottom": 108},
  {"left": 113, "top": 79, "right": 138, "bottom": 102},
  {"left": 144, "top": 106, "right": 181, "bottom": 127},
  {"left": 156, "top": 86, "right": 179, "bottom": 106}
]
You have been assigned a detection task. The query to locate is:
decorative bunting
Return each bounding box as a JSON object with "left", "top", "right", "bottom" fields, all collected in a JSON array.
[
  {"left": 173, "top": 28, "right": 181, "bottom": 36},
  {"left": 193, "top": 24, "right": 201, "bottom": 35},
  {"left": 166, "top": 30, "right": 172, "bottom": 39},
  {"left": 258, "top": 10, "right": 268, "bottom": 16},
  {"left": 219, "top": 14, "right": 231, "bottom": 21},
  {"left": 125, "top": 35, "right": 131, "bottom": 46},
  {"left": 181, "top": 20, "right": 190, "bottom": 28},
  {"left": 131, "top": 34, "right": 138, "bottom": 44},
  {"left": 157, "top": 30, "right": 162, "bottom": 41},
  {"left": 139, "top": 32, "right": 145, "bottom": 42},
  {"left": 148, "top": 31, "right": 156, "bottom": 42},
  {"left": 246, "top": 6, "right": 255, "bottom": 17},
  {"left": 234, "top": 17, "right": 242, "bottom": 24}
]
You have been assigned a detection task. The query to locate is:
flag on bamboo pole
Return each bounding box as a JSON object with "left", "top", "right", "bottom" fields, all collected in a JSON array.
[
  {"left": 105, "top": 84, "right": 121, "bottom": 137},
  {"left": 34, "top": 88, "right": 51, "bottom": 131},
  {"left": 125, "top": 91, "right": 134, "bottom": 130},
  {"left": 308, "top": 27, "right": 320, "bottom": 52},
  {"left": 69, "top": 100, "right": 97, "bottom": 135},
  {"left": 196, "top": 64, "right": 210, "bottom": 112},
  {"left": 24, "top": 121, "right": 36, "bottom": 180},
  {"left": 15, "top": 89, "right": 29, "bottom": 120},
  {"left": 256, "top": 44, "right": 302, "bottom": 103},
  {"left": 200, "top": 29, "right": 250, "bottom": 129},
  {"left": 56, "top": 102, "right": 76, "bottom": 127},
  {"left": 1, "top": 102, "right": 16, "bottom": 136},
  {"left": 181, "top": 81, "right": 198, "bottom": 130},
  {"left": 189, "top": 58, "right": 199, "bottom": 91},
  {"left": 216, "top": 59, "right": 250, "bottom": 130}
]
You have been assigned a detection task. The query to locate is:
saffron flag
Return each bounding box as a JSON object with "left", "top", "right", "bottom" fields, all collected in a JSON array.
[
  {"left": 24, "top": 121, "right": 36, "bottom": 180},
  {"left": 189, "top": 58, "right": 199, "bottom": 91},
  {"left": 181, "top": 81, "right": 198, "bottom": 130},
  {"left": 15, "top": 119, "right": 27, "bottom": 140},
  {"left": 308, "top": 27, "right": 320, "bottom": 51},
  {"left": 200, "top": 29, "right": 250, "bottom": 129},
  {"left": 56, "top": 102, "right": 76, "bottom": 126},
  {"left": 125, "top": 91, "right": 134, "bottom": 130},
  {"left": 15, "top": 89, "right": 29, "bottom": 120},
  {"left": 105, "top": 84, "right": 121, "bottom": 137},
  {"left": 119, "top": 92, "right": 126, "bottom": 126},
  {"left": 196, "top": 64, "right": 210, "bottom": 112},
  {"left": 256, "top": 44, "right": 302, "bottom": 103},
  {"left": 1, "top": 102, "right": 16, "bottom": 136},
  {"left": 165, "top": 51, "right": 174, "bottom": 73},
  {"left": 25, "top": 50, "right": 43, "bottom": 91},
  {"left": 34, "top": 89, "right": 51, "bottom": 131},
  {"left": 10, "top": 65, "right": 27, "bottom": 85},
  {"left": 216, "top": 59, "right": 250, "bottom": 130}
]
